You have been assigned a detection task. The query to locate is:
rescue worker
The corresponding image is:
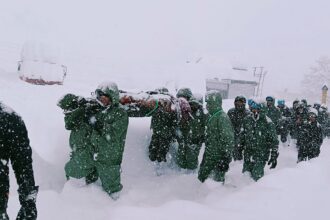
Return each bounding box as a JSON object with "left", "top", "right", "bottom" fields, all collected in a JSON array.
[
  {"left": 241, "top": 102, "right": 279, "bottom": 181},
  {"left": 198, "top": 91, "right": 234, "bottom": 183},
  {"left": 63, "top": 82, "right": 129, "bottom": 199},
  {"left": 176, "top": 88, "right": 205, "bottom": 170},
  {"left": 297, "top": 110, "right": 323, "bottom": 162},
  {"left": 0, "top": 102, "right": 38, "bottom": 219},
  {"left": 227, "top": 96, "right": 250, "bottom": 160}
]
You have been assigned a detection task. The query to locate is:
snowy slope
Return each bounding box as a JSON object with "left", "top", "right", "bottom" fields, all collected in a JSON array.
[{"left": 1, "top": 68, "right": 330, "bottom": 220}]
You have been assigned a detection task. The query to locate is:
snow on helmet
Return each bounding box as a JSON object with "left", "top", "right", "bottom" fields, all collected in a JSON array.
[{"left": 176, "top": 88, "right": 193, "bottom": 101}]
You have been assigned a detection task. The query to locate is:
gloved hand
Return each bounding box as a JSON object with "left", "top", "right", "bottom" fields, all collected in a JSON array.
[
  {"left": 268, "top": 150, "right": 279, "bottom": 169},
  {"left": 0, "top": 192, "right": 9, "bottom": 220},
  {"left": 17, "top": 186, "right": 38, "bottom": 220},
  {"left": 217, "top": 160, "right": 230, "bottom": 172}
]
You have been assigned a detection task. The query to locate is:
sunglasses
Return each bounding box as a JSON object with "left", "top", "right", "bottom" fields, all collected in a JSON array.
[{"left": 95, "top": 90, "right": 109, "bottom": 99}]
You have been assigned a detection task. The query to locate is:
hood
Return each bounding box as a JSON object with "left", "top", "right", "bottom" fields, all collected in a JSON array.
[
  {"left": 96, "top": 81, "right": 120, "bottom": 106},
  {"left": 176, "top": 88, "right": 193, "bottom": 101},
  {"left": 189, "top": 98, "right": 203, "bottom": 112},
  {"left": 206, "top": 90, "right": 222, "bottom": 114},
  {"left": 155, "top": 87, "right": 169, "bottom": 94}
]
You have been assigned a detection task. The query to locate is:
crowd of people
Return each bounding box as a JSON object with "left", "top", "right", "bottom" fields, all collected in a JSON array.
[
  {"left": 58, "top": 82, "right": 327, "bottom": 198},
  {"left": 1, "top": 81, "right": 327, "bottom": 218}
]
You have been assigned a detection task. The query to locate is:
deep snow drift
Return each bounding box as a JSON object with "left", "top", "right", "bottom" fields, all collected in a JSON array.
[{"left": 1, "top": 68, "right": 329, "bottom": 220}]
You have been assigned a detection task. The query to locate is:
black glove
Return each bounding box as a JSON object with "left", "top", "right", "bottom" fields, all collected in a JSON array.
[
  {"left": 0, "top": 192, "right": 9, "bottom": 220},
  {"left": 268, "top": 150, "right": 279, "bottom": 169},
  {"left": 0, "top": 212, "right": 9, "bottom": 220},
  {"left": 217, "top": 160, "right": 230, "bottom": 172},
  {"left": 17, "top": 186, "right": 38, "bottom": 220}
]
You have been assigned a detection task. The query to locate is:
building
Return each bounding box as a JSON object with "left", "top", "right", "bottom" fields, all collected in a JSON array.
[{"left": 206, "top": 78, "right": 257, "bottom": 99}]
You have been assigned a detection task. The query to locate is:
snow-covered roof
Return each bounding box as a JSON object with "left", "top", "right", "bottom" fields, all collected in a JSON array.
[{"left": 193, "top": 56, "right": 257, "bottom": 82}]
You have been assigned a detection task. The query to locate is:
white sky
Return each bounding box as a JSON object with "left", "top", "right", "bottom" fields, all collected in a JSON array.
[{"left": 1, "top": 0, "right": 330, "bottom": 94}]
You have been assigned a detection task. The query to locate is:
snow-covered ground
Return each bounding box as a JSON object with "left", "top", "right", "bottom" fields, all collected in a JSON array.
[
  {"left": 1, "top": 69, "right": 329, "bottom": 220},
  {"left": 1, "top": 1, "right": 330, "bottom": 219}
]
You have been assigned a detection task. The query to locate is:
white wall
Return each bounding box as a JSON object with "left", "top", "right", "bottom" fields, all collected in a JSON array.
[{"left": 228, "top": 82, "right": 256, "bottom": 99}]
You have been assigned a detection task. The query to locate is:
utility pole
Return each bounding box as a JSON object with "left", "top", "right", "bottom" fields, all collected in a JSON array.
[
  {"left": 252, "top": 66, "right": 266, "bottom": 97},
  {"left": 322, "top": 85, "right": 328, "bottom": 105},
  {"left": 260, "top": 70, "right": 267, "bottom": 97}
]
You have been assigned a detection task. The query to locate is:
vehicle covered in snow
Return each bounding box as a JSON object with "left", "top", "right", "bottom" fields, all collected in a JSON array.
[{"left": 18, "top": 41, "right": 67, "bottom": 85}]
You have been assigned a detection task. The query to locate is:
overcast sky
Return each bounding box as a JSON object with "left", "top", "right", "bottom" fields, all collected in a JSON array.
[{"left": 1, "top": 0, "right": 330, "bottom": 94}]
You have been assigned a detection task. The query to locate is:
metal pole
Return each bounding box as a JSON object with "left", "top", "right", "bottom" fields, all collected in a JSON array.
[{"left": 260, "top": 71, "right": 267, "bottom": 97}]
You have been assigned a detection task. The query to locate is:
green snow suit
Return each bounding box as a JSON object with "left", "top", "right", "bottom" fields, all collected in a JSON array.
[
  {"left": 198, "top": 91, "right": 234, "bottom": 183},
  {"left": 266, "top": 105, "right": 282, "bottom": 134},
  {"left": 241, "top": 109, "right": 279, "bottom": 181},
  {"left": 227, "top": 107, "right": 250, "bottom": 160},
  {"left": 64, "top": 84, "right": 129, "bottom": 195},
  {"left": 176, "top": 99, "right": 205, "bottom": 170},
  {"left": 122, "top": 89, "right": 177, "bottom": 163}
]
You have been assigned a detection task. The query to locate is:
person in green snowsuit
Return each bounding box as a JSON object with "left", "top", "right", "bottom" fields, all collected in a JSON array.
[
  {"left": 176, "top": 88, "right": 206, "bottom": 170},
  {"left": 277, "top": 99, "right": 292, "bottom": 143},
  {"left": 63, "top": 82, "right": 129, "bottom": 198},
  {"left": 120, "top": 87, "right": 177, "bottom": 163},
  {"left": 227, "top": 96, "right": 250, "bottom": 161},
  {"left": 198, "top": 91, "right": 234, "bottom": 183},
  {"left": 265, "top": 96, "right": 282, "bottom": 135},
  {"left": 241, "top": 102, "right": 279, "bottom": 181},
  {"left": 147, "top": 88, "right": 177, "bottom": 163},
  {"left": 297, "top": 111, "right": 323, "bottom": 162},
  {"left": 58, "top": 94, "right": 101, "bottom": 184}
]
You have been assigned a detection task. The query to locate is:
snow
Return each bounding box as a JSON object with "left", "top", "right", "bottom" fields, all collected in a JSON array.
[
  {"left": 1, "top": 68, "right": 330, "bottom": 219},
  {"left": 0, "top": 102, "right": 15, "bottom": 114},
  {"left": 18, "top": 41, "right": 66, "bottom": 83},
  {"left": 0, "top": 2, "right": 330, "bottom": 219},
  {"left": 97, "top": 81, "right": 119, "bottom": 92}
]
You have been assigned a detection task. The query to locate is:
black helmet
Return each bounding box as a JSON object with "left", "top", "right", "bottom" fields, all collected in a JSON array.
[
  {"left": 266, "top": 96, "right": 275, "bottom": 102},
  {"left": 314, "top": 103, "right": 321, "bottom": 110},
  {"left": 235, "top": 96, "right": 246, "bottom": 103}
]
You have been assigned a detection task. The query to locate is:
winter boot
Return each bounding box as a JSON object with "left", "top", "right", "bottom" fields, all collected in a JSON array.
[
  {"left": 17, "top": 186, "right": 38, "bottom": 220},
  {"left": 107, "top": 191, "right": 121, "bottom": 201},
  {"left": 85, "top": 169, "right": 98, "bottom": 185}
]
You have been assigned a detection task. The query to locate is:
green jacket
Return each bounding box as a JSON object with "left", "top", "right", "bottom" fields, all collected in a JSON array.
[
  {"left": 241, "top": 112, "right": 279, "bottom": 162},
  {"left": 90, "top": 84, "right": 129, "bottom": 165},
  {"left": 266, "top": 106, "right": 281, "bottom": 130},
  {"left": 227, "top": 107, "right": 250, "bottom": 137},
  {"left": 198, "top": 92, "right": 234, "bottom": 182},
  {"left": 205, "top": 92, "right": 234, "bottom": 160},
  {"left": 64, "top": 107, "right": 93, "bottom": 151},
  {"left": 188, "top": 100, "right": 205, "bottom": 144}
]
